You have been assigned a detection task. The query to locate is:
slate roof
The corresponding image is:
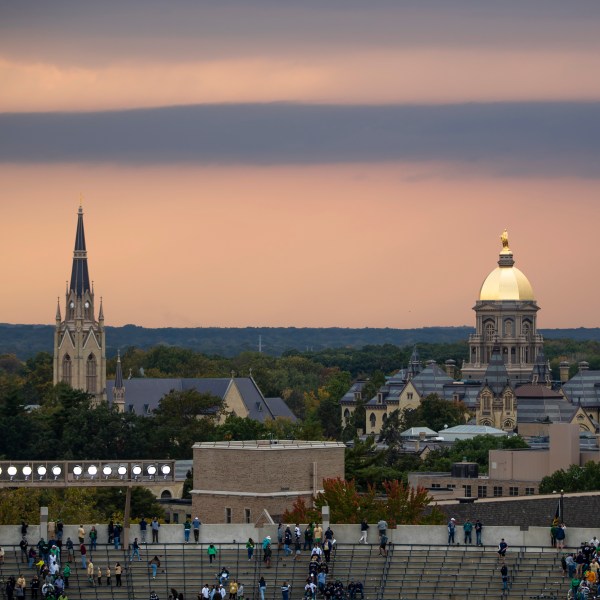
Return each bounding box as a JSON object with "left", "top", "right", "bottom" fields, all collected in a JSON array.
[
  {"left": 265, "top": 398, "right": 298, "bottom": 422},
  {"left": 482, "top": 348, "right": 511, "bottom": 395},
  {"left": 411, "top": 362, "right": 454, "bottom": 397},
  {"left": 515, "top": 384, "right": 575, "bottom": 423},
  {"left": 440, "top": 424, "right": 507, "bottom": 436},
  {"left": 70, "top": 207, "right": 91, "bottom": 296},
  {"left": 106, "top": 377, "right": 295, "bottom": 422},
  {"left": 442, "top": 382, "right": 481, "bottom": 409},
  {"left": 340, "top": 381, "right": 367, "bottom": 404},
  {"left": 562, "top": 371, "right": 600, "bottom": 408}
]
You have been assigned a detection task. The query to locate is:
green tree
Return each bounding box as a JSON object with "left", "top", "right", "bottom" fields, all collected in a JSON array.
[{"left": 539, "top": 461, "right": 600, "bottom": 494}]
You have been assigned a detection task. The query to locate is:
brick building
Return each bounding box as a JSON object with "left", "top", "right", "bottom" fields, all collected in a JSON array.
[{"left": 191, "top": 440, "right": 345, "bottom": 523}]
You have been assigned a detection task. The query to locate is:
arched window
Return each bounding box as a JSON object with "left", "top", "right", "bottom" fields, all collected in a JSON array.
[
  {"left": 485, "top": 322, "right": 496, "bottom": 340},
  {"left": 369, "top": 413, "right": 376, "bottom": 428},
  {"left": 481, "top": 393, "right": 492, "bottom": 413},
  {"left": 161, "top": 490, "right": 172, "bottom": 499},
  {"left": 505, "top": 320, "right": 513, "bottom": 336},
  {"left": 62, "top": 354, "right": 72, "bottom": 386},
  {"left": 86, "top": 353, "right": 97, "bottom": 393},
  {"left": 343, "top": 408, "right": 350, "bottom": 422},
  {"left": 504, "top": 393, "right": 513, "bottom": 412},
  {"left": 522, "top": 322, "right": 530, "bottom": 338}
]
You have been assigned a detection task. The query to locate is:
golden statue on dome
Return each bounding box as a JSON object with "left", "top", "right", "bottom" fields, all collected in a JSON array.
[{"left": 500, "top": 228, "right": 510, "bottom": 250}]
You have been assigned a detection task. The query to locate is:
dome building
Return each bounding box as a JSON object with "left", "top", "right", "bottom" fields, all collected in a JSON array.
[{"left": 462, "top": 231, "right": 544, "bottom": 383}]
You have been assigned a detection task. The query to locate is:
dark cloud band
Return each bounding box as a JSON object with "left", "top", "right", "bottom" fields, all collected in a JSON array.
[{"left": 1, "top": 102, "right": 599, "bottom": 176}]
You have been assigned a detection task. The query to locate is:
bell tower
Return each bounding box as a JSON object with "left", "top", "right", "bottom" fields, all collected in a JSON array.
[{"left": 53, "top": 206, "right": 107, "bottom": 403}]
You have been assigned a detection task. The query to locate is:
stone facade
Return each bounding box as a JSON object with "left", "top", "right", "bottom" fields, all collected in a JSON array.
[{"left": 191, "top": 440, "right": 345, "bottom": 523}]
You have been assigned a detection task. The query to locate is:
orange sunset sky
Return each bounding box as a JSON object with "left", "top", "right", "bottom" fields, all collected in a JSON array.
[{"left": 1, "top": 2, "right": 600, "bottom": 329}]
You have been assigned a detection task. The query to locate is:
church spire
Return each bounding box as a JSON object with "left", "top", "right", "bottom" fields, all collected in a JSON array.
[
  {"left": 70, "top": 205, "right": 91, "bottom": 297},
  {"left": 55, "top": 297, "right": 61, "bottom": 322},
  {"left": 115, "top": 350, "right": 124, "bottom": 388}
]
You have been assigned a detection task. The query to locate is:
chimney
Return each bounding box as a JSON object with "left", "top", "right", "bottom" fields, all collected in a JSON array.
[
  {"left": 579, "top": 361, "right": 590, "bottom": 373},
  {"left": 445, "top": 359, "right": 456, "bottom": 379},
  {"left": 559, "top": 361, "right": 570, "bottom": 383}
]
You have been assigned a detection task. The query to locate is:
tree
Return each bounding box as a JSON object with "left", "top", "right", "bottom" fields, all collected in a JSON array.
[
  {"left": 539, "top": 461, "right": 600, "bottom": 494},
  {"left": 403, "top": 394, "right": 467, "bottom": 432}
]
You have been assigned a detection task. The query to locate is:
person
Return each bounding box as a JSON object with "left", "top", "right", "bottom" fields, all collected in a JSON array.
[
  {"left": 15, "top": 575, "right": 26, "bottom": 599},
  {"left": 237, "top": 582, "right": 244, "bottom": 600},
  {"left": 359, "top": 519, "right": 369, "bottom": 544},
  {"left": 22, "top": 520, "right": 29, "bottom": 537},
  {"left": 30, "top": 575, "right": 40, "bottom": 600},
  {"left": 228, "top": 580, "right": 238, "bottom": 600},
  {"left": 0, "top": 545, "right": 4, "bottom": 565},
  {"left": 20, "top": 537, "right": 28, "bottom": 563},
  {"left": 193, "top": 517, "right": 201, "bottom": 543},
  {"left": 108, "top": 520, "right": 115, "bottom": 545},
  {"left": 65, "top": 538, "right": 74, "bottom": 562},
  {"left": 78, "top": 525, "right": 85, "bottom": 545},
  {"left": 379, "top": 533, "right": 388, "bottom": 557},
  {"left": 498, "top": 538, "right": 508, "bottom": 562},
  {"left": 323, "top": 538, "right": 333, "bottom": 563},
  {"left": 115, "top": 562, "right": 123, "bottom": 586},
  {"left": 87, "top": 559, "right": 94, "bottom": 585},
  {"left": 246, "top": 538, "right": 254, "bottom": 561},
  {"left": 555, "top": 523, "right": 566, "bottom": 549},
  {"left": 201, "top": 584, "right": 210, "bottom": 599},
  {"left": 566, "top": 553, "right": 576, "bottom": 578},
  {"left": 184, "top": 518, "right": 192, "bottom": 543},
  {"left": 80, "top": 543, "right": 87, "bottom": 569},
  {"left": 377, "top": 519, "right": 387, "bottom": 540},
  {"left": 150, "top": 591, "right": 160, "bottom": 600},
  {"left": 207, "top": 544, "right": 218, "bottom": 564},
  {"left": 304, "top": 523, "right": 314, "bottom": 551},
  {"left": 284, "top": 526, "right": 292, "bottom": 556},
  {"left": 263, "top": 537, "right": 272, "bottom": 568},
  {"left": 56, "top": 520, "right": 64, "bottom": 542},
  {"left": 28, "top": 546, "right": 37, "bottom": 568},
  {"left": 151, "top": 517, "right": 160, "bottom": 543},
  {"left": 131, "top": 537, "right": 142, "bottom": 561},
  {"left": 114, "top": 522, "right": 122, "bottom": 550},
  {"left": 501, "top": 563, "right": 508, "bottom": 592},
  {"left": 139, "top": 517, "right": 147, "bottom": 543},
  {"left": 86, "top": 526, "right": 96, "bottom": 551},
  {"left": 463, "top": 518, "right": 473, "bottom": 545},
  {"left": 354, "top": 581, "right": 365, "bottom": 600},
  {"left": 318, "top": 571, "right": 327, "bottom": 593},
  {"left": 63, "top": 563, "right": 71, "bottom": 588},
  {"left": 219, "top": 567, "right": 229, "bottom": 585},
  {"left": 447, "top": 518, "right": 456, "bottom": 544},
  {"left": 149, "top": 555, "right": 161, "bottom": 579},
  {"left": 277, "top": 523, "right": 284, "bottom": 550},
  {"left": 475, "top": 519, "right": 483, "bottom": 546},
  {"left": 106, "top": 565, "right": 111, "bottom": 586},
  {"left": 97, "top": 565, "right": 102, "bottom": 586},
  {"left": 281, "top": 581, "right": 291, "bottom": 600},
  {"left": 314, "top": 524, "right": 323, "bottom": 546}
]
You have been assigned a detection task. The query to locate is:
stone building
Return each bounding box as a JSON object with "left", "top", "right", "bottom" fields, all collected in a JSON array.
[
  {"left": 191, "top": 440, "right": 345, "bottom": 523},
  {"left": 462, "top": 230, "right": 544, "bottom": 383},
  {"left": 53, "top": 206, "right": 107, "bottom": 403}
]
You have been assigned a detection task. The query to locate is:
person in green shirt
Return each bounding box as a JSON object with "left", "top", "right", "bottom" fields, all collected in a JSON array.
[
  {"left": 463, "top": 519, "right": 473, "bottom": 545},
  {"left": 207, "top": 544, "right": 218, "bottom": 564},
  {"left": 63, "top": 564, "right": 71, "bottom": 589}
]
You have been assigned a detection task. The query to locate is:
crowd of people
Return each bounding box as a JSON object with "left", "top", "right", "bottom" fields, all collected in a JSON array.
[{"left": 562, "top": 537, "right": 600, "bottom": 599}]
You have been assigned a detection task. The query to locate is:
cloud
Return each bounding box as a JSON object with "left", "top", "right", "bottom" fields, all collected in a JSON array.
[{"left": 1, "top": 102, "right": 599, "bottom": 177}]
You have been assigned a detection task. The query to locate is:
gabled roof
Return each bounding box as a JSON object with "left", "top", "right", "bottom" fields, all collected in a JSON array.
[
  {"left": 339, "top": 381, "right": 367, "bottom": 404},
  {"left": 400, "top": 427, "right": 438, "bottom": 438},
  {"left": 411, "top": 362, "right": 454, "bottom": 397},
  {"left": 482, "top": 347, "right": 511, "bottom": 396},
  {"left": 562, "top": 370, "right": 600, "bottom": 408},
  {"left": 106, "top": 376, "right": 296, "bottom": 422},
  {"left": 515, "top": 384, "right": 576, "bottom": 424}
]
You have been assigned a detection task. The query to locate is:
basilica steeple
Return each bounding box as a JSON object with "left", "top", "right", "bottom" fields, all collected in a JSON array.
[{"left": 53, "top": 205, "right": 106, "bottom": 404}]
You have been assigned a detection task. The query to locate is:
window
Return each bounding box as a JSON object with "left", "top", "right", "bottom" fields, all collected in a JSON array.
[
  {"left": 463, "top": 485, "right": 472, "bottom": 497},
  {"left": 343, "top": 408, "right": 350, "bottom": 422},
  {"left": 382, "top": 413, "right": 387, "bottom": 422},
  {"left": 477, "top": 486, "right": 487, "bottom": 498},
  {"left": 245, "top": 509, "right": 251, "bottom": 524},
  {"left": 225, "top": 508, "right": 232, "bottom": 524},
  {"left": 522, "top": 322, "right": 530, "bottom": 337},
  {"left": 525, "top": 487, "right": 535, "bottom": 496},
  {"left": 509, "top": 487, "right": 519, "bottom": 497},
  {"left": 505, "top": 320, "right": 513, "bottom": 336},
  {"left": 431, "top": 483, "right": 441, "bottom": 489},
  {"left": 143, "top": 404, "right": 150, "bottom": 415},
  {"left": 485, "top": 322, "right": 496, "bottom": 340},
  {"left": 407, "top": 392, "right": 413, "bottom": 400},
  {"left": 377, "top": 392, "right": 383, "bottom": 404},
  {"left": 493, "top": 486, "right": 503, "bottom": 497},
  {"left": 173, "top": 513, "right": 179, "bottom": 524},
  {"left": 128, "top": 404, "right": 134, "bottom": 413},
  {"left": 354, "top": 391, "right": 362, "bottom": 401},
  {"left": 86, "top": 354, "right": 97, "bottom": 393},
  {"left": 447, "top": 484, "right": 456, "bottom": 489},
  {"left": 504, "top": 394, "right": 513, "bottom": 412},
  {"left": 62, "top": 354, "right": 72, "bottom": 386},
  {"left": 482, "top": 393, "right": 492, "bottom": 413},
  {"left": 369, "top": 413, "right": 376, "bottom": 429},
  {"left": 161, "top": 490, "right": 172, "bottom": 499}
]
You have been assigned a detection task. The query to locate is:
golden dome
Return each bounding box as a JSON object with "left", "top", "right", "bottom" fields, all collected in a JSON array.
[
  {"left": 479, "top": 265, "right": 535, "bottom": 301},
  {"left": 479, "top": 231, "right": 535, "bottom": 301}
]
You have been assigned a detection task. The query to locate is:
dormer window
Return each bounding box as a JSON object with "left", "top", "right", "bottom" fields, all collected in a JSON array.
[{"left": 377, "top": 392, "right": 384, "bottom": 404}]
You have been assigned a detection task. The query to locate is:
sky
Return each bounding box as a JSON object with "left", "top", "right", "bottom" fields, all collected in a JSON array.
[{"left": 1, "top": 1, "right": 600, "bottom": 329}]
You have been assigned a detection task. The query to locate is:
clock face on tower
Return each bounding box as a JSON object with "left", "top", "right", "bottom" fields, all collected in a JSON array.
[
  {"left": 69, "top": 301, "right": 75, "bottom": 309},
  {"left": 84, "top": 301, "right": 90, "bottom": 309}
]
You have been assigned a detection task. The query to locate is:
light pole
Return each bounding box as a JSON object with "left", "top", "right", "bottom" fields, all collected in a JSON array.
[{"left": 560, "top": 489, "right": 564, "bottom": 523}]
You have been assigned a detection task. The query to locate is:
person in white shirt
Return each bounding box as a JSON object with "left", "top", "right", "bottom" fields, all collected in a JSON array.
[
  {"left": 590, "top": 536, "right": 599, "bottom": 547},
  {"left": 201, "top": 584, "right": 210, "bottom": 599}
]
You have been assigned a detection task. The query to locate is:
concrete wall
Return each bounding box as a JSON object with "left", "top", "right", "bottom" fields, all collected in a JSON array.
[
  {"left": 0, "top": 522, "right": 594, "bottom": 549},
  {"left": 489, "top": 448, "right": 548, "bottom": 482}
]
